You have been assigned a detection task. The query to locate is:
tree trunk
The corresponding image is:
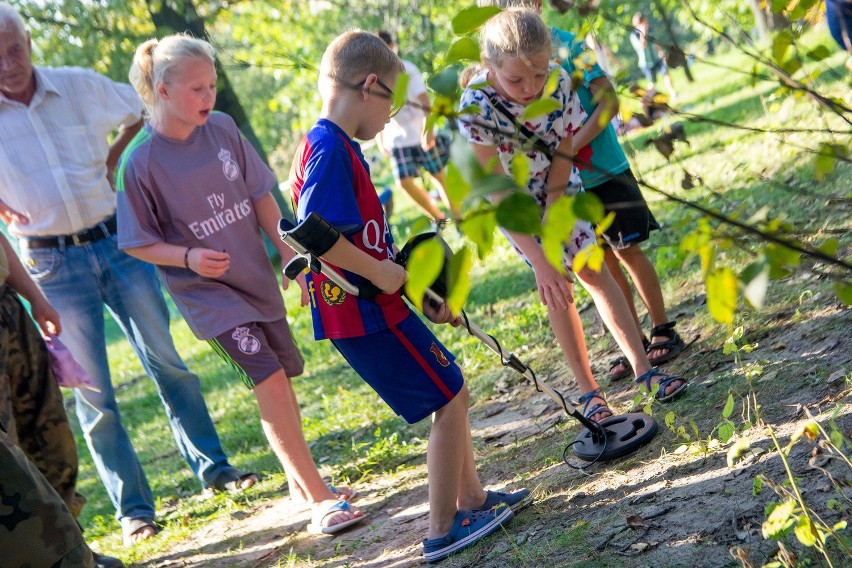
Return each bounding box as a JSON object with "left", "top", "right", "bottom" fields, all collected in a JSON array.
[{"left": 749, "top": 0, "right": 771, "bottom": 43}]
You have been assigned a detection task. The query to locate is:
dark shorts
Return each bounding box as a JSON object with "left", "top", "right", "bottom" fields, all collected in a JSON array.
[
  {"left": 586, "top": 169, "right": 660, "bottom": 250},
  {"left": 332, "top": 311, "right": 464, "bottom": 424},
  {"left": 390, "top": 132, "right": 451, "bottom": 180},
  {"left": 209, "top": 318, "right": 305, "bottom": 389}
]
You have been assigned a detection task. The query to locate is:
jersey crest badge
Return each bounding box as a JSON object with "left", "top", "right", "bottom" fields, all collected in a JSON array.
[
  {"left": 218, "top": 149, "right": 240, "bottom": 181},
  {"left": 232, "top": 326, "right": 261, "bottom": 355},
  {"left": 430, "top": 343, "right": 450, "bottom": 367},
  {"left": 320, "top": 281, "right": 346, "bottom": 306}
]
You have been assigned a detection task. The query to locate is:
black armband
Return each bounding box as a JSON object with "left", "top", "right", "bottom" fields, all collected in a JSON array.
[{"left": 279, "top": 212, "right": 341, "bottom": 257}]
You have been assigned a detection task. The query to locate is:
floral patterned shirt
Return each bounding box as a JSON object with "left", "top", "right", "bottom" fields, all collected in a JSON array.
[{"left": 457, "top": 64, "right": 588, "bottom": 207}]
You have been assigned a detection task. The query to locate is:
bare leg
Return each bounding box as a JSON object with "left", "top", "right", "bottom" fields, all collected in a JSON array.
[
  {"left": 254, "top": 371, "right": 362, "bottom": 527},
  {"left": 427, "top": 169, "right": 461, "bottom": 220},
  {"left": 428, "top": 384, "right": 475, "bottom": 538},
  {"left": 544, "top": 276, "right": 611, "bottom": 421},
  {"left": 613, "top": 245, "right": 672, "bottom": 361},
  {"left": 604, "top": 248, "right": 644, "bottom": 336},
  {"left": 450, "top": 376, "right": 487, "bottom": 511},
  {"left": 398, "top": 176, "right": 446, "bottom": 221},
  {"left": 576, "top": 264, "right": 684, "bottom": 396}
]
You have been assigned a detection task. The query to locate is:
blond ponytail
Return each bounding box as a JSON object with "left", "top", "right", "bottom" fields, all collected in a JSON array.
[{"left": 128, "top": 34, "right": 216, "bottom": 119}]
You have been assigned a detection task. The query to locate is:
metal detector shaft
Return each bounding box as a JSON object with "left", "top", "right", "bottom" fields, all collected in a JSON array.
[{"left": 277, "top": 216, "right": 603, "bottom": 436}]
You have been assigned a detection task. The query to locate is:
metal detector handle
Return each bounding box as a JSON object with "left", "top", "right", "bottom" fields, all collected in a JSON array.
[{"left": 278, "top": 217, "right": 383, "bottom": 300}]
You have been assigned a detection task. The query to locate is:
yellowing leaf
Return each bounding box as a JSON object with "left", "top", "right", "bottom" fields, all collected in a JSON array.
[
  {"left": 794, "top": 515, "right": 819, "bottom": 547},
  {"left": 510, "top": 153, "right": 531, "bottom": 190},
  {"left": 762, "top": 499, "right": 796, "bottom": 540},
  {"left": 541, "top": 196, "right": 576, "bottom": 274},
  {"left": 543, "top": 66, "right": 561, "bottom": 98},
  {"left": 727, "top": 437, "right": 751, "bottom": 468},
  {"left": 706, "top": 267, "right": 738, "bottom": 324},
  {"left": 572, "top": 243, "right": 605, "bottom": 273},
  {"left": 444, "top": 163, "right": 471, "bottom": 213},
  {"left": 459, "top": 207, "right": 497, "bottom": 259}
]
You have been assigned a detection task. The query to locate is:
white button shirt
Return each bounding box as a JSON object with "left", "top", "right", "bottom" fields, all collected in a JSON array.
[{"left": 0, "top": 66, "right": 143, "bottom": 237}]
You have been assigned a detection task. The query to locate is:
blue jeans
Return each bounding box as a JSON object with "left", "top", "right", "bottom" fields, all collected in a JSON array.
[{"left": 20, "top": 235, "right": 233, "bottom": 523}]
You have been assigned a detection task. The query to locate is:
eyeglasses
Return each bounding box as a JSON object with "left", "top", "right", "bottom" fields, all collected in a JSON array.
[{"left": 344, "top": 77, "right": 405, "bottom": 118}]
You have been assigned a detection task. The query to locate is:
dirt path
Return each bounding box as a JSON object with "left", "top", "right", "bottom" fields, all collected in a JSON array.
[{"left": 139, "top": 304, "right": 851, "bottom": 567}]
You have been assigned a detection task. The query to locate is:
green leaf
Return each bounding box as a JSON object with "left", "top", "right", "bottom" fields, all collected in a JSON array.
[
  {"left": 818, "top": 238, "right": 839, "bottom": 257},
  {"left": 664, "top": 411, "right": 676, "bottom": 430},
  {"left": 445, "top": 37, "right": 481, "bottom": 64},
  {"left": 835, "top": 282, "right": 852, "bottom": 306},
  {"left": 496, "top": 193, "right": 542, "bottom": 234},
  {"left": 722, "top": 393, "right": 735, "bottom": 419},
  {"left": 806, "top": 45, "right": 832, "bottom": 62},
  {"left": 781, "top": 57, "right": 802, "bottom": 77},
  {"left": 706, "top": 267, "right": 738, "bottom": 324},
  {"left": 404, "top": 239, "right": 445, "bottom": 311},
  {"left": 765, "top": 243, "right": 800, "bottom": 280},
  {"left": 572, "top": 192, "right": 605, "bottom": 223},
  {"left": 794, "top": 515, "right": 819, "bottom": 547},
  {"left": 541, "top": 196, "right": 576, "bottom": 273},
  {"left": 814, "top": 142, "right": 838, "bottom": 181},
  {"left": 510, "top": 153, "right": 531, "bottom": 190},
  {"left": 392, "top": 73, "right": 410, "bottom": 113},
  {"left": 459, "top": 207, "right": 497, "bottom": 259},
  {"left": 753, "top": 476, "right": 763, "bottom": 496},
  {"left": 444, "top": 163, "right": 471, "bottom": 213},
  {"left": 770, "top": 0, "right": 788, "bottom": 14},
  {"left": 762, "top": 499, "right": 796, "bottom": 539},
  {"left": 718, "top": 422, "right": 735, "bottom": 444},
  {"left": 445, "top": 245, "right": 473, "bottom": 315},
  {"left": 520, "top": 98, "right": 561, "bottom": 119},
  {"left": 451, "top": 6, "right": 502, "bottom": 35},
  {"left": 428, "top": 67, "right": 462, "bottom": 98},
  {"left": 543, "top": 66, "right": 561, "bottom": 97}
]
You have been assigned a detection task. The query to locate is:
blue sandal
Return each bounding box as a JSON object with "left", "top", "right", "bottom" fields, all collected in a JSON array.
[
  {"left": 577, "top": 387, "right": 612, "bottom": 422},
  {"left": 480, "top": 487, "right": 532, "bottom": 512},
  {"left": 635, "top": 367, "right": 688, "bottom": 402},
  {"left": 423, "top": 505, "right": 514, "bottom": 563}
]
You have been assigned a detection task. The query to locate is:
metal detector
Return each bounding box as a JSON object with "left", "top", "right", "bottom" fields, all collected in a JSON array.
[{"left": 278, "top": 213, "right": 657, "bottom": 463}]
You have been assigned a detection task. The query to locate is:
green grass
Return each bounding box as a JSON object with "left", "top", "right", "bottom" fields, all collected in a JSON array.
[{"left": 69, "top": 28, "right": 851, "bottom": 565}]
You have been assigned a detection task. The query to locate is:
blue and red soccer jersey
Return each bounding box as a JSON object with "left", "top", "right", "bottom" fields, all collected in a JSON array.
[{"left": 289, "top": 119, "right": 409, "bottom": 340}]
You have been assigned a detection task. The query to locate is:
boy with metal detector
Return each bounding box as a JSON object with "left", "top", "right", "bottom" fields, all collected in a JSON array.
[{"left": 287, "top": 31, "right": 529, "bottom": 563}]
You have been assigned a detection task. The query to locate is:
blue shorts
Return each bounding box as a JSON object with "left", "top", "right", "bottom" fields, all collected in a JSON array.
[{"left": 331, "top": 311, "right": 464, "bottom": 424}]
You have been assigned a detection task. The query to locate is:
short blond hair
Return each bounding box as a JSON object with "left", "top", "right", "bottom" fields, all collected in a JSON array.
[
  {"left": 477, "top": 0, "right": 540, "bottom": 8},
  {"left": 480, "top": 8, "right": 551, "bottom": 67},
  {"left": 129, "top": 34, "right": 215, "bottom": 119},
  {"left": 319, "top": 31, "right": 403, "bottom": 91}
]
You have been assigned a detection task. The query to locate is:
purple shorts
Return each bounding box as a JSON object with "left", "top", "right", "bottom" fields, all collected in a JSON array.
[{"left": 208, "top": 318, "right": 304, "bottom": 389}]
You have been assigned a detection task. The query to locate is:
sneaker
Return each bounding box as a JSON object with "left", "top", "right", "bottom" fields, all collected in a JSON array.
[
  {"left": 479, "top": 487, "right": 532, "bottom": 513},
  {"left": 422, "top": 504, "right": 514, "bottom": 563}
]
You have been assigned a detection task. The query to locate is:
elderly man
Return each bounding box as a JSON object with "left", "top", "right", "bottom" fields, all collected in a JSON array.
[{"left": 0, "top": 3, "right": 254, "bottom": 547}]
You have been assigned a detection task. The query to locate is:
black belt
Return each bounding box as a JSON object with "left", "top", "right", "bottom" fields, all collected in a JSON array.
[{"left": 20, "top": 216, "right": 117, "bottom": 249}]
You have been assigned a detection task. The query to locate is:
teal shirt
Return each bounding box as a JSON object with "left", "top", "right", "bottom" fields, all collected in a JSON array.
[{"left": 552, "top": 28, "right": 629, "bottom": 188}]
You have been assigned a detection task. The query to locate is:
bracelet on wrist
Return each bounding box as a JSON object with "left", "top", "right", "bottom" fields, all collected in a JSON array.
[{"left": 184, "top": 247, "right": 193, "bottom": 269}]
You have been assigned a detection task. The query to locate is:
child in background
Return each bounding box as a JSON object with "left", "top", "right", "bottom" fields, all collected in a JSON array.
[
  {"left": 288, "top": 31, "right": 528, "bottom": 563},
  {"left": 458, "top": 9, "right": 687, "bottom": 416},
  {"left": 483, "top": 0, "right": 686, "bottom": 380},
  {"left": 117, "top": 34, "right": 364, "bottom": 534}
]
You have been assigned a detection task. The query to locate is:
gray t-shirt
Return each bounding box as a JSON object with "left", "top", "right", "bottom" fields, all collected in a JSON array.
[{"left": 116, "top": 112, "right": 284, "bottom": 339}]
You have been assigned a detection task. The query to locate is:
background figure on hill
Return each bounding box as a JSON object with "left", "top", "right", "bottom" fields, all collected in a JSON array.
[
  {"left": 630, "top": 11, "right": 677, "bottom": 101},
  {"left": 375, "top": 30, "right": 458, "bottom": 221},
  {"left": 0, "top": 232, "right": 122, "bottom": 568},
  {"left": 0, "top": 2, "right": 252, "bottom": 547}
]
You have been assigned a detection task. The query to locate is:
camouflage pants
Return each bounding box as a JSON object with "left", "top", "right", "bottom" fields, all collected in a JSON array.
[
  {"left": 0, "top": 285, "right": 86, "bottom": 518},
  {"left": 0, "top": 423, "right": 94, "bottom": 567}
]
